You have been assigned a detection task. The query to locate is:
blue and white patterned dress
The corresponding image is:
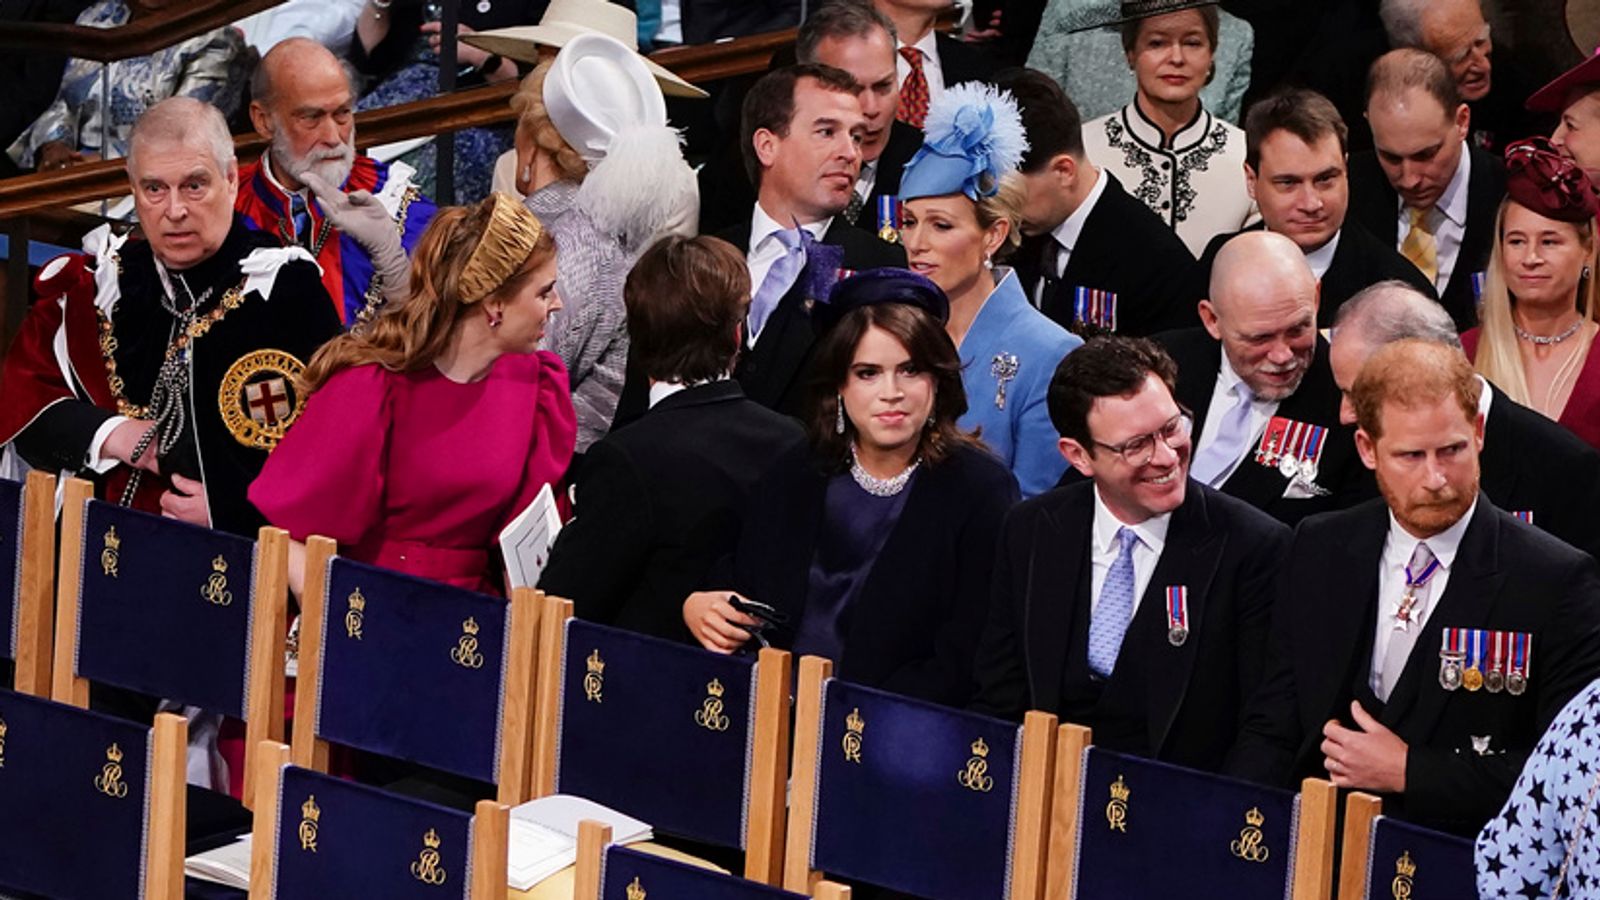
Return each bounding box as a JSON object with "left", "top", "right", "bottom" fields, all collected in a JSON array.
[
  {"left": 1477, "top": 677, "right": 1600, "bottom": 898},
  {"left": 6, "top": 0, "right": 248, "bottom": 168}
]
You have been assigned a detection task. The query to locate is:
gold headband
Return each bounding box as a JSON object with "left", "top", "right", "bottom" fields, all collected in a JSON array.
[{"left": 458, "top": 193, "right": 546, "bottom": 304}]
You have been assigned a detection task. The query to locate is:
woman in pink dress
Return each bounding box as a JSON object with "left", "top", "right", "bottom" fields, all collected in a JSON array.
[{"left": 250, "top": 193, "right": 577, "bottom": 594}]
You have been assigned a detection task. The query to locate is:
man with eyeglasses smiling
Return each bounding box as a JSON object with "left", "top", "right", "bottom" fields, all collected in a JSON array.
[{"left": 973, "top": 335, "right": 1291, "bottom": 774}]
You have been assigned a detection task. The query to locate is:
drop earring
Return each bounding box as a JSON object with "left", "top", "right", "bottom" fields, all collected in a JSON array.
[
  {"left": 487, "top": 310, "right": 503, "bottom": 329},
  {"left": 835, "top": 395, "right": 846, "bottom": 434},
  {"left": 1585, "top": 265, "right": 1593, "bottom": 281}
]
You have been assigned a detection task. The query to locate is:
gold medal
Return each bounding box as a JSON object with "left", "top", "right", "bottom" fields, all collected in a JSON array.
[{"left": 1462, "top": 666, "right": 1484, "bottom": 691}]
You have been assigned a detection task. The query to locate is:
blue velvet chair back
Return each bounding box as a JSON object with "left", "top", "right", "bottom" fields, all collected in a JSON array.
[
  {"left": 313, "top": 556, "right": 512, "bottom": 782},
  {"left": 599, "top": 845, "right": 808, "bottom": 900},
  {"left": 0, "top": 477, "right": 21, "bottom": 665},
  {"left": 0, "top": 687, "right": 154, "bottom": 899},
  {"left": 1360, "top": 816, "right": 1475, "bottom": 900},
  {"left": 74, "top": 499, "right": 258, "bottom": 717},
  {"left": 1072, "top": 748, "right": 1300, "bottom": 899},
  {"left": 555, "top": 619, "right": 759, "bottom": 849},
  {"left": 804, "top": 678, "right": 1023, "bottom": 900},
  {"left": 269, "top": 764, "right": 476, "bottom": 899}
]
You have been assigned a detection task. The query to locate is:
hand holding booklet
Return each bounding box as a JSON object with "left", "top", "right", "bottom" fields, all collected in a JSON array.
[{"left": 500, "top": 482, "right": 563, "bottom": 590}]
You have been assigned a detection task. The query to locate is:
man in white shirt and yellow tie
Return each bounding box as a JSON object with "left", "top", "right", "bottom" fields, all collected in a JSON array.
[
  {"left": 1227, "top": 339, "right": 1600, "bottom": 837},
  {"left": 1347, "top": 48, "right": 1508, "bottom": 332}
]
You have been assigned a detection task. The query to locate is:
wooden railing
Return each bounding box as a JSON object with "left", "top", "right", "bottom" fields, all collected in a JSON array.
[
  {"left": 0, "top": 0, "right": 285, "bottom": 62},
  {"left": 0, "top": 27, "right": 798, "bottom": 220}
]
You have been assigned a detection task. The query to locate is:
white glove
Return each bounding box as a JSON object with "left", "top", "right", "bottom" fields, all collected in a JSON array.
[{"left": 300, "top": 171, "right": 411, "bottom": 306}]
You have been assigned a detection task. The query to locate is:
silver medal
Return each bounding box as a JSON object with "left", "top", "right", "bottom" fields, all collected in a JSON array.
[
  {"left": 477, "top": 0, "right": 492, "bottom": 12},
  {"left": 1168, "top": 625, "right": 1188, "bottom": 647},
  {"left": 1439, "top": 654, "right": 1464, "bottom": 691},
  {"left": 1277, "top": 454, "right": 1300, "bottom": 479},
  {"left": 1507, "top": 671, "right": 1527, "bottom": 695},
  {"left": 1298, "top": 457, "right": 1318, "bottom": 484}
]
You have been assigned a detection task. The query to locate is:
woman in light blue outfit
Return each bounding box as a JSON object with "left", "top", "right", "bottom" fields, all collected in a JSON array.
[{"left": 898, "top": 82, "right": 1082, "bottom": 497}]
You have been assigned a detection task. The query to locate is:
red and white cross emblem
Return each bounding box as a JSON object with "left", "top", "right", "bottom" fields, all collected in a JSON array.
[{"left": 246, "top": 378, "right": 292, "bottom": 427}]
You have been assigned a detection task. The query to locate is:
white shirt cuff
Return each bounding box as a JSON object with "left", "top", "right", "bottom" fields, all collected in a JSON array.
[{"left": 86, "top": 415, "right": 130, "bottom": 473}]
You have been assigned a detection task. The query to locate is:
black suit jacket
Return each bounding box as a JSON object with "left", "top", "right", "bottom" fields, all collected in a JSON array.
[
  {"left": 973, "top": 480, "right": 1291, "bottom": 771},
  {"left": 1011, "top": 173, "right": 1198, "bottom": 337},
  {"left": 933, "top": 31, "right": 997, "bottom": 87},
  {"left": 1227, "top": 496, "right": 1600, "bottom": 835},
  {"left": 1184, "top": 222, "right": 1439, "bottom": 327},
  {"left": 610, "top": 217, "right": 905, "bottom": 429},
  {"left": 539, "top": 382, "right": 808, "bottom": 642},
  {"left": 1479, "top": 383, "right": 1600, "bottom": 561},
  {"left": 1347, "top": 145, "right": 1507, "bottom": 331},
  {"left": 853, "top": 120, "right": 921, "bottom": 233},
  {"left": 1158, "top": 327, "right": 1371, "bottom": 525},
  {"left": 722, "top": 218, "right": 907, "bottom": 417},
  {"left": 725, "top": 443, "right": 1019, "bottom": 707}
]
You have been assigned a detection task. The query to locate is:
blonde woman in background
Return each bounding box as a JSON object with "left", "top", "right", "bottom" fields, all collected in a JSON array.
[
  {"left": 1463, "top": 139, "right": 1600, "bottom": 451},
  {"left": 508, "top": 32, "right": 697, "bottom": 452}
]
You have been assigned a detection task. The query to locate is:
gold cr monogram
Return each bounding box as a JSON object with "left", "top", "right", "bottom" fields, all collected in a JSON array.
[
  {"left": 693, "top": 679, "right": 730, "bottom": 732},
  {"left": 449, "top": 617, "right": 485, "bottom": 669},
  {"left": 410, "top": 829, "right": 447, "bottom": 885},
  {"left": 200, "top": 555, "right": 232, "bottom": 606},
  {"left": 1105, "top": 775, "right": 1129, "bottom": 832},
  {"left": 94, "top": 743, "right": 129, "bottom": 799}
]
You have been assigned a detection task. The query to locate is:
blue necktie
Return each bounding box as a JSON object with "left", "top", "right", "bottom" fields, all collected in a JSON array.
[
  {"left": 289, "top": 193, "right": 313, "bottom": 248},
  {"left": 748, "top": 228, "right": 807, "bottom": 341},
  {"left": 1088, "top": 527, "right": 1140, "bottom": 679},
  {"left": 1190, "top": 381, "right": 1255, "bottom": 487}
]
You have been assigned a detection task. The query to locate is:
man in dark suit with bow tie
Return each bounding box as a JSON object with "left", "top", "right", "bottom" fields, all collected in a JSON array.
[
  {"left": 1159, "top": 231, "right": 1368, "bottom": 526},
  {"left": 973, "top": 336, "right": 1291, "bottom": 773},
  {"left": 1328, "top": 280, "right": 1600, "bottom": 561},
  {"left": 1001, "top": 68, "right": 1195, "bottom": 337},
  {"left": 1227, "top": 339, "right": 1600, "bottom": 836}
]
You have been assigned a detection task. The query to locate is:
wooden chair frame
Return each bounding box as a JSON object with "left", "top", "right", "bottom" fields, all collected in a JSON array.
[
  {"left": 574, "top": 820, "right": 850, "bottom": 900},
  {"left": 8, "top": 469, "right": 55, "bottom": 695},
  {"left": 1043, "top": 723, "right": 1338, "bottom": 900},
  {"left": 532, "top": 593, "right": 792, "bottom": 884},
  {"left": 1335, "top": 792, "right": 1385, "bottom": 900},
  {"left": 289, "top": 536, "right": 538, "bottom": 805},
  {"left": 50, "top": 476, "right": 289, "bottom": 805},
  {"left": 250, "top": 740, "right": 510, "bottom": 900},
  {"left": 782, "top": 656, "right": 1058, "bottom": 900}
]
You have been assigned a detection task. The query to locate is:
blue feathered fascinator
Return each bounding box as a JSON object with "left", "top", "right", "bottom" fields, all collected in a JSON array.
[{"left": 899, "top": 82, "right": 1029, "bottom": 202}]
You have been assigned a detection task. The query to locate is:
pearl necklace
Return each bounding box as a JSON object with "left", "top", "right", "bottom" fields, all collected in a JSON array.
[
  {"left": 1514, "top": 318, "right": 1585, "bottom": 346},
  {"left": 849, "top": 445, "right": 919, "bottom": 497}
]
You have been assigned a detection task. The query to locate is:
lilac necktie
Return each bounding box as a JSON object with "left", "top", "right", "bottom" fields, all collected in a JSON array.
[
  {"left": 1190, "top": 381, "right": 1255, "bottom": 488},
  {"left": 748, "top": 228, "right": 807, "bottom": 340}
]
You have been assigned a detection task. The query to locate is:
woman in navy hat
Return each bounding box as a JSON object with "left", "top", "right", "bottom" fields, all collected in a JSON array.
[
  {"left": 899, "top": 81, "right": 1082, "bottom": 497},
  {"left": 682, "top": 269, "right": 1019, "bottom": 708},
  {"left": 1464, "top": 138, "right": 1600, "bottom": 450}
]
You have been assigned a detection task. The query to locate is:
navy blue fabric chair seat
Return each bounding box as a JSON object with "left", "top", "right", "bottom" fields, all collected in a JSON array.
[
  {"left": 533, "top": 598, "right": 791, "bottom": 884},
  {"left": 250, "top": 740, "right": 510, "bottom": 899},
  {"left": 1337, "top": 792, "right": 1476, "bottom": 900},
  {"left": 53, "top": 478, "right": 289, "bottom": 802},
  {"left": 599, "top": 843, "right": 819, "bottom": 900},
  {"left": 1064, "top": 747, "right": 1337, "bottom": 900},
  {"left": 0, "top": 687, "right": 186, "bottom": 900},
  {"left": 291, "top": 539, "right": 537, "bottom": 806},
  {"left": 1, "top": 471, "right": 56, "bottom": 694},
  {"left": 783, "top": 657, "right": 1058, "bottom": 900}
]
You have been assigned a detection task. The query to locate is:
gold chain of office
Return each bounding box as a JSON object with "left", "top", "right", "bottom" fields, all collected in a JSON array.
[{"left": 97, "top": 275, "right": 250, "bottom": 419}]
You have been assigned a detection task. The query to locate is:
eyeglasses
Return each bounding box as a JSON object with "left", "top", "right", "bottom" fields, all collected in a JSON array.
[{"left": 1091, "top": 411, "right": 1193, "bottom": 467}]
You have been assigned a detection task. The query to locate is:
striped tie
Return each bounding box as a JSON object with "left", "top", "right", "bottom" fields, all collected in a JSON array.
[{"left": 1400, "top": 206, "right": 1438, "bottom": 286}]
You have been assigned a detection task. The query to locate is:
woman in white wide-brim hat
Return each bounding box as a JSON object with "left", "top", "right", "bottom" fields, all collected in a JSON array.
[{"left": 509, "top": 30, "right": 698, "bottom": 451}]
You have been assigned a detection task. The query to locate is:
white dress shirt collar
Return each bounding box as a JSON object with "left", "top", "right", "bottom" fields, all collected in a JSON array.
[
  {"left": 648, "top": 375, "right": 730, "bottom": 409},
  {"left": 750, "top": 202, "right": 830, "bottom": 252},
  {"left": 1092, "top": 482, "right": 1172, "bottom": 557},
  {"left": 259, "top": 151, "right": 311, "bottom": 205},
  {"left": 1476, "top": 374, "right": 1494, "bottom": 427},
  {"left": 1049, "top": 166, "right": 1108, "bottom": 273},
  {"left": 897, "top": 30, "right": 945, "bottom": 97},
  {"left": 1304, "top": 228, "right": 1341, "bottom": 281},
  {"left": 1436, "top": 143, "right": 1472, "bottom": 228},
  {"left": 1384, "top": 496, "right": 1477, "bottom": 577}
]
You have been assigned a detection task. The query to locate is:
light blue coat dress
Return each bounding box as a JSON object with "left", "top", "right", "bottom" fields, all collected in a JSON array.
[{"left": 957, "top": 269, "right": 1083, "bottom": 497}]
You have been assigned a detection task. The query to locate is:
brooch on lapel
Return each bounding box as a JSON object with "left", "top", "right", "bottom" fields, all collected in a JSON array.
[{"left": 990, "top": 353, "right": 1019, "bottom": 410}]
